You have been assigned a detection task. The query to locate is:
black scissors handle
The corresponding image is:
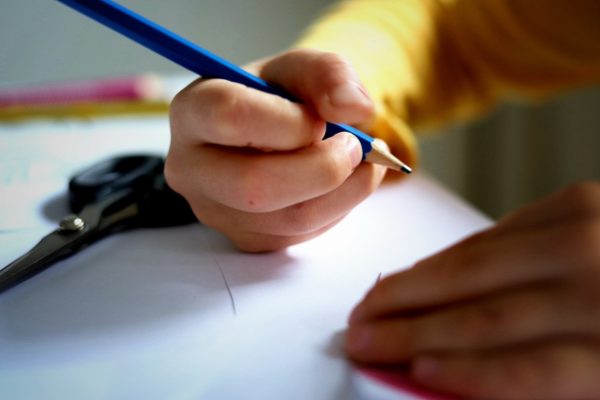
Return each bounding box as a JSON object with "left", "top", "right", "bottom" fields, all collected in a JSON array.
[
  {"left": 68, "top": 154, "right": 162, "bottom": 213},
  {"left": 69, "top": 154, "right": 196, "bottom": 229}
]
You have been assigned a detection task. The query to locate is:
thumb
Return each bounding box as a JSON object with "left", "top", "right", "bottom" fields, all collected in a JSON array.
[{"left": 257, "top": 49, "right": 374, "bottom": 125}]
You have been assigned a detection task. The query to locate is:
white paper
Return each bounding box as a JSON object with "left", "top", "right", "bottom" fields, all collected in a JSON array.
[{"left": 0, "top": 116, "right": 491, "bottom": 400}]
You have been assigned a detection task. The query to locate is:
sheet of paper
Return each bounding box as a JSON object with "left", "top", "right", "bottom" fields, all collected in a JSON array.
[
  {"left": 0, "top": 117, "right": 171, "bottom": 231},
  {"left": 0, "top": 116, "right": 491, "bottom": 399}
]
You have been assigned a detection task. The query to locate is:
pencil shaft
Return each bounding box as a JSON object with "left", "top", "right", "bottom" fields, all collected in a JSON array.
[{"left": 56, "top": 0, "right": 410, "bottom": 172}]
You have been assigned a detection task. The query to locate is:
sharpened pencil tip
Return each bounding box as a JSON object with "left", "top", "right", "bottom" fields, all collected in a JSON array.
[{"left": 365, "top": 138, "right": 413, "bottom": 173}]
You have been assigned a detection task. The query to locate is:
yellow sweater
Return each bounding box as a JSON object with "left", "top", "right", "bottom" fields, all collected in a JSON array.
[{"left": 296, "top": 0, "right": 600, "bottom": 167}]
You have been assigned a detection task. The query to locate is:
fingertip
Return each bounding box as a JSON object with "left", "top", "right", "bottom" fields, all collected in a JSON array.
[
  {"left": 259, "top": 49, "right": 374, "bottom": 125},
  {"left": 345, "top": 324, "right": 373, "bottom": 358},
  {"left": 411, "top": 356, "right": 471, "bottom": 397},
  {"left": 347, "top": 133, "right": 364, "bottom": 169},
  {"left": 325, "top": 132, "right": 363, "bottom": 170},
  {"left": 411, "top": 356, "right": 442, "bottom": 384},
  {"left": 348, "top": 304, "right": 363, "bottom": 325}
]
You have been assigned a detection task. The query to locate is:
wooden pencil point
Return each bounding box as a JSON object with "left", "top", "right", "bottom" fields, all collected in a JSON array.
[{"left": 365, "top": 138, "right": 412, "bottom": 173}]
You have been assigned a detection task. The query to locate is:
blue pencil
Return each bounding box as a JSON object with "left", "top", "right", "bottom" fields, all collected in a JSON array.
[{"left": 56, "top": 0, "right": 411, "bottom": 173}]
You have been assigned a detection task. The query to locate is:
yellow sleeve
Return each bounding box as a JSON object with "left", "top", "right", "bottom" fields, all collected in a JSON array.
[{"left": 295, "top": 0, "right": 600, "bottom": 166}]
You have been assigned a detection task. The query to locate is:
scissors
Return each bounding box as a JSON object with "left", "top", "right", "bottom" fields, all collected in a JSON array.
[{"left": 0, "top": 154, "right": 197, "bottom": 294}]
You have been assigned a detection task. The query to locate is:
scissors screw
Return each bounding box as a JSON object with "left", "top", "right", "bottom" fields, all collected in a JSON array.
[{"left": 59, "top": 215, "right": 86, "bottom": 232}]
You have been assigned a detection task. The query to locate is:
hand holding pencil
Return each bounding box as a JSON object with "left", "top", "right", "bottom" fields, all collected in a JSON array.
[
  {"left": 166, "top": 50, "right": 389, "bottom": 252},
  {"left": 55, "top": 0, "right": 410, "bottom": 252}
]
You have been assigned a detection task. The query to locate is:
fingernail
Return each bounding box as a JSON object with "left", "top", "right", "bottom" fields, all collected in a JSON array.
[
  {"left": 412, "top": 356, "right": 440, "bottom": 382},
  {"left": 345, "top": 325, "right": 372, "bottom": 354},
  {"left": 339, "top": 132, "right": 363, "bottom": 168},
  {"left": 329, "top": 82, "right": 371, "bottom": 109}
]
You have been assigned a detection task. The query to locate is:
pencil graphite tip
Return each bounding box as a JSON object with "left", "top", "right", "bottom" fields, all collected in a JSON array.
[{"left": 365, "top": 138, "right": 412, "bottom": 173}]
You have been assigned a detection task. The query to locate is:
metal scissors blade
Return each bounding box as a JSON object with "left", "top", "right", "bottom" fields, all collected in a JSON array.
[
  {"left": 0, "top": 188, "right": 139, "bottom": 293},
  {"left": 0, "top": 154, "right": 196, "bottom": 294}
]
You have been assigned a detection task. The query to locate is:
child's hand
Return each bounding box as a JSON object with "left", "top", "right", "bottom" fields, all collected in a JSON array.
[
  {"left": 166, "top": 49, "right": 386, "bottom": 252},
  {"left": 347, "top": 182, "right": 600, "bottom": 399}
]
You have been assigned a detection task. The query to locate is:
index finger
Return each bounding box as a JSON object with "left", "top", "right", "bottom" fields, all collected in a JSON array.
[
  {"left": 169, "top": 78, "right": 325, "bottom": 150},
  {"left": 349, "top": 226, "right": 567, "bottom": 324}
]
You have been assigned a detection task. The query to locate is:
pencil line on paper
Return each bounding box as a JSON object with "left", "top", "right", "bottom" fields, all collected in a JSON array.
[
  {"left": 203, "top": 234, "right": 237, "bottom": 316},
  {"left": 216, "top": 260, "right": 237, "bottom": 316}
]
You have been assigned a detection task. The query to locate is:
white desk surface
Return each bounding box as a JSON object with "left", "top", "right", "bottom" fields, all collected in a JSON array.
[{"left": 0, "top": 116, "right": 491, "bottom": 400}]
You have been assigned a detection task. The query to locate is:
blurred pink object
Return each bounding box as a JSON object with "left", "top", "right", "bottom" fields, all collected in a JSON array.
[
  {"left": 357, "top": 366, "right": 460, "bottom": 400},
  {"left": 0, "top": 74, "right": 163, "bottom": 107}
]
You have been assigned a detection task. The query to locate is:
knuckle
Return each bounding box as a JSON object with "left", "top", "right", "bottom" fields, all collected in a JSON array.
[
  {"left": 446, "top": 238, "right": 480, "bottom": 268},
  {"left": 187, "top": 199, "right": 230, "bottom": 234},
  {"left": 320, "top": 163, "right": 349, "bottom": 189},
  {"left": 329, "top": 167, "right": 352, "bottom": 190},
  {"left": 199, "top": 83, "right": 243, "bottom": 137},
  {"left": 312, "top": 52, "right": 360, "bottom": 92},
  {"left": 560, "top": 181, "right": 600, "bottom": 217},
  {"left": 169, "top": 89, "right": 186, "bottom": 120},
  {"left": 503, "top": 348, "right": 572, "bottom": 395},
  {"left": 314, "top": 52, "right": 353, "bottom": 80},
  {"left": 169, "top": 89, "right": 192, "bottom": 136},
  {"left": 502, "top": 357, "right": 547, "bottom": 395},
  {"left": 316, "top": 146, "right": 354, "bottom": 187},
  {"left": 169, "top": 79, "right": 209, "bottom": 130},
  {"left": 564, "top": 223, "right": 600, "bottom": 309},
  {"left": 169, "top": 81, "right": 196, "bottom": 114},
  {"left": 191, "top": 205, "right": 218, "bottom": 229},
  {"left": 396, "top": 321, "right": 419, "bottom": 355},
  {"left": 351, "top": 164, "right": 385, "bottom": 198},
  {"left": 187, "top": 81, "right": 250, "bottom": 142},
  {"left": 163, "top": 154, "right": 186, "bottom": 196},
  {"left": 577, "top": 222, "right": 600, "bottom": 263},
  {"left": 232, "top": 233, "right": 293, "bottom": 253},
  {"left": 281, "top": 202, "right": 323, "bottom": 235},
  {"left": 431, "top": 240, "right": 486, "bottom": 284},
  {"left": 575, "top": 283, "right": 600, "bottom": 327},
  {"left": 556, "top": 220, "right": 600, "bottom": 268},
  {"left": 456, "top": 305, "right": 506, "bottom": 342}
]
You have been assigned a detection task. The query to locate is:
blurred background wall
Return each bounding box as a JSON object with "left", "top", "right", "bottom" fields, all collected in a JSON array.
[{"left": 1, "top": 0, "right": 598, "bottom": 219}]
